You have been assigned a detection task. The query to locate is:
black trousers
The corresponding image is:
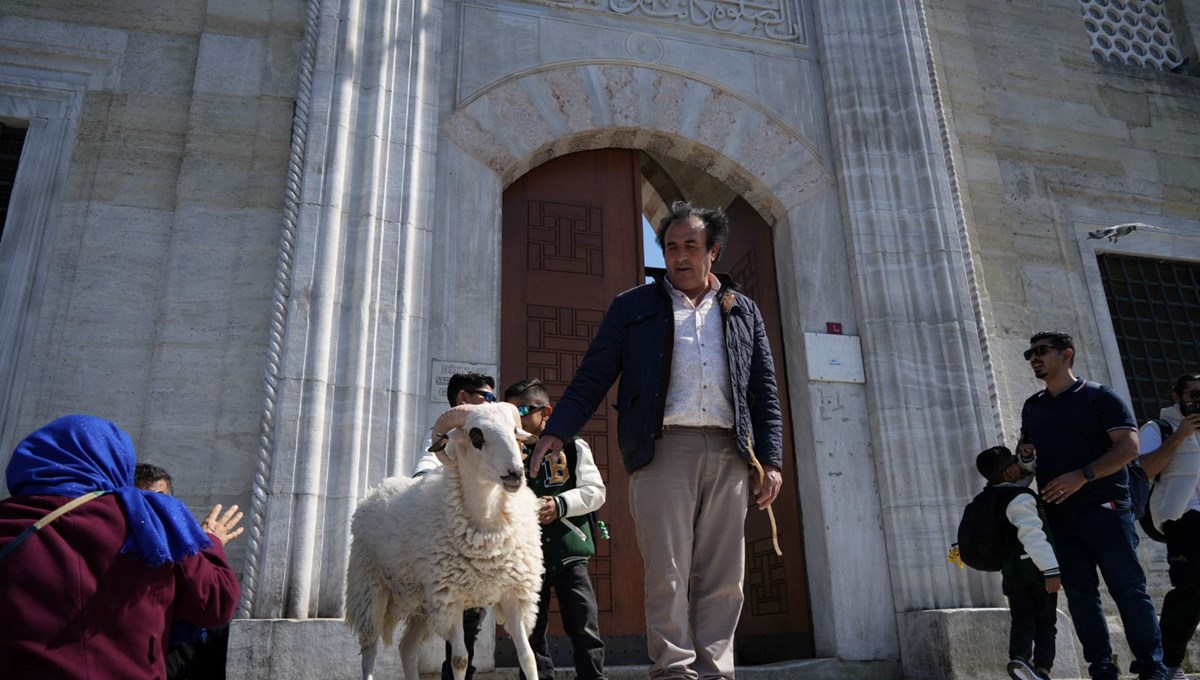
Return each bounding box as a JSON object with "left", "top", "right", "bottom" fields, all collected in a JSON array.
[
  {"left": 1004, "top": 575, "right": 1058, "bottom": 671},
  {"left": 1161, "top": 510, "right": 1200, "bottom": 668},
  {"left": 165, "top": 624, "right": 229, "bottom": 680},
  {"left": 520, "top": 560, "right": 606, "bottom": 680},
  {"left": 441, "top": 607, "right": 484, "bottom": 680}
]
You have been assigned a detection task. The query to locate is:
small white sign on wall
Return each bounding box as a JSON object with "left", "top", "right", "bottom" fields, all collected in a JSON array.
[
  {"left": 804, "top": 333, "right": 866, "bottom": 384},
  {"left": 430, "top": 360, "right": 499, "bottom": 403}
]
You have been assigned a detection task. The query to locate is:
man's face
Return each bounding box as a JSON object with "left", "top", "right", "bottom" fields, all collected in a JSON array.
[
  {"left": 663, "top": 217, "right": 718, "bottom": 296},
  {"left": 145, "top": 479, "right": 171, "bottom": 495},
  {"left": 456, "top": 386, "right": 495, "bottom": 406},
  {"left": 1174, "top": 379, "right": 1200, "bottom": 413},
  {"left": 1025, "top": 339, "right": 1070, "bottom": 381}
]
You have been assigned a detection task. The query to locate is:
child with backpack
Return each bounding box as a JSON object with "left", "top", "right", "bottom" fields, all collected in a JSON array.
[{"left": 966, "top": 446, "right": 1062, "bottom": 680}]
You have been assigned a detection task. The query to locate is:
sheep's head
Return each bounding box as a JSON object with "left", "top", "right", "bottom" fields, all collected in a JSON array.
[{"left": 428, "top": 403, "right": 537, "bottom": 491}]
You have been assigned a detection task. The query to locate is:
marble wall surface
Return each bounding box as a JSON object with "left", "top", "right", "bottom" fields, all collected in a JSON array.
[
  {"left": 0, "top": 2, "right": 303, "bottom": 579},
  {"left": 924, "top": 0, "right": 1200, "bottom": 602}
]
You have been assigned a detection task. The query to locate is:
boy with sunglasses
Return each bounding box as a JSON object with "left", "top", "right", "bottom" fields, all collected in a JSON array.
[
  {"left": 975, "top": 446, "right": 1061, "bottom": 680},
  {"left": 504, "top": 378, "right": 607, "bottom": 680}
]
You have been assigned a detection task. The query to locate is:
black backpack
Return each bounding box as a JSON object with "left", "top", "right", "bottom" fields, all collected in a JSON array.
[
  {"left": 1136, "top": 419, "right": 1173, "bottom": 543},
  {"left": 956, "top": 485, "right": 1034, "bottom": 572}
]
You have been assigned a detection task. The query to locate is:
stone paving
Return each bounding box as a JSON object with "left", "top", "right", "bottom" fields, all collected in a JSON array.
[{"left": 474, "top": 660, "right": 900, "bottom": 680}]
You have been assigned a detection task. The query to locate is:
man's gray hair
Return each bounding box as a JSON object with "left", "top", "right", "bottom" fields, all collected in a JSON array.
[{"left": 654, "top": 201, "right": 730, "bottom": 263}]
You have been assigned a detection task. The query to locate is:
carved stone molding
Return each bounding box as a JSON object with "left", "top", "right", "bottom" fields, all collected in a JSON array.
[
  {"left": 530, "top": 0, "right": 807, "bottom": 44},
  {"left": 0, "top": 17, "right": 125, "bottom": 456},
  {"left": 814, "top": 0, "right": 1002, "bottom": 613},
  {"left": 239, "top": 0, "right": 443, "bottom": 619},
  {"left": 442, "top": 64, "right": 831, "bottom": 223}
]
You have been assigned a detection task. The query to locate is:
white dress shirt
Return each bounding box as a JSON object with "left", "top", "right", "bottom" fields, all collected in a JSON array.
[{"left": 661, "top": 277, "right": 735, "bottom": 428}]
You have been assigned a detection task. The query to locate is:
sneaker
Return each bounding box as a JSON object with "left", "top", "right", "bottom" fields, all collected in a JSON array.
[
  {"left": 1035, "top": 668, "right": 1052, "bottom": 680},
  {"left": 1166, "top": 668, "right": 1187, "bottom": 680},
  {"left": 1008, "top": 657, "right": 1039, "bottom": 680}
]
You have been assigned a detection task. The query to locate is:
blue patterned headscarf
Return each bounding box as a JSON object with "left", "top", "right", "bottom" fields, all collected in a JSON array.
[{"left": 5, "top": 414, "right": 212, "bottom": 567}]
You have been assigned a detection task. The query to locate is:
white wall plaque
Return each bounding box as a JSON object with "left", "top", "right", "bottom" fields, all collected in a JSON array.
[
  {"left": 804, "top": 333, "right": 866, "bottom": 384},
  {"left": 430, "top": 360, "right": 499, "bottom": 403}
]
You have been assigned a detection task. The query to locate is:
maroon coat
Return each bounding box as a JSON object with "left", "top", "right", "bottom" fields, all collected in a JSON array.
[{"left": 0, "top": 494, "right": 240, "bottom": 679}]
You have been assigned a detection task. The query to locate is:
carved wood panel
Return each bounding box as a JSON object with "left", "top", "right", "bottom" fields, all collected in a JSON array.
[
  {"left": 523, "top": 303, "right": 615, "bottom": 616},
  {"left": 721, "top": 198, "right": 812, "bottom": 657},
  {"left": 501, "top": 158, "right": 812, "bottom": 662},
  {"left": 501, "top": 150, "right": 645, "bottom": 639},
  {"left": 526, "top": 202, "right": 605, "bottom": 276}
]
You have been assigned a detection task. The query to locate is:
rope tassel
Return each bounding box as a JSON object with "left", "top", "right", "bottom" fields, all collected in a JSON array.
[{"left": 745, "top": 435, "right": 782, "bottom": 557}]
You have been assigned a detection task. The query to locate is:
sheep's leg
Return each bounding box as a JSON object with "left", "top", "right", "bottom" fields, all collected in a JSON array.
[
  {"left": 499, "top": 592, "right": 539, "bottom": 680},
  {"left": 398, "top": 614, "right": 428, "bottom": 680},
  {"left": 360, "top": 642, "right": 377, "bottom": 680},
  {"left": 446, "top": 610, "right": 469, "bottom": 680}
]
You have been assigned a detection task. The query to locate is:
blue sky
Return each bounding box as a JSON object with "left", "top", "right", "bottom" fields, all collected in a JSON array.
[{"left": 642, "top": 216, "right": 664, "bottom": 274}]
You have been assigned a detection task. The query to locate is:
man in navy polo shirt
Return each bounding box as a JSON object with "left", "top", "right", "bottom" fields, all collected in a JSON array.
[{"left": 1019, "top": 331, "right": 1167, "bottom": 680}]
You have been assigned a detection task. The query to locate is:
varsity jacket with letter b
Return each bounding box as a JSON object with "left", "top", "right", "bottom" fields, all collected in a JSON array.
[{"left": 523, "top": 437, "right": 606, "bottom": 578}]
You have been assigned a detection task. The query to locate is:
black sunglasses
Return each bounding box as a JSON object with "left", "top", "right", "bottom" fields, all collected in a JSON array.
[
  {"left": 516, "top": 404, "right": 548, "bottom": 417},
  {"left": 1023, "top": 345, "right": 1058, "bottom": 361},
  {"left": 468, "top": 389, "right": 497, "bottom": 403}
]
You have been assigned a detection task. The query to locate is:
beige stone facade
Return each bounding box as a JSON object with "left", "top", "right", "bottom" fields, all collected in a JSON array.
[{"left": 0, "top": 0, "right": 1197, "bottom": 677}]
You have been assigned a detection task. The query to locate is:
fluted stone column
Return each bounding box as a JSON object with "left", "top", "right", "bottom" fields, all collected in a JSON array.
[
  {"left": 237, "top": 0, "right": 443, "bottom": 623},
  {"left": 814, "top": 0, "right": 1003, "bottom": 616}
]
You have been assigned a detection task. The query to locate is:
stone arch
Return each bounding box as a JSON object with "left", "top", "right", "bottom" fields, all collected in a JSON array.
[
  {"left": 429, "top": 60, "right": 844, "bottom": 666},
  {"left": 441, "top": 63, "right": 833, "bottom": 226}
]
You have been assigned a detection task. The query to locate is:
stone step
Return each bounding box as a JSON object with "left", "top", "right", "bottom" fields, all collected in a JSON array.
[{"left": 474, "top": 659, "right": 900, "bottom": 679}]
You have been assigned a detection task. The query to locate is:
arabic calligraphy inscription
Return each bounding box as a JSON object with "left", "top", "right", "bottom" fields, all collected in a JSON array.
[{"left": 545, "top": 0, "right": 805, "bottom": 44}]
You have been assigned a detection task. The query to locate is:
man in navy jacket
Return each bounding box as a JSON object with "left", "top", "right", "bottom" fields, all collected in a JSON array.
[
  {"left": 1019, "top": 331, "right": 1167, "bottom": 680},
  {"left": 529, "top": 201, "right": 783, "bottom": 680}
]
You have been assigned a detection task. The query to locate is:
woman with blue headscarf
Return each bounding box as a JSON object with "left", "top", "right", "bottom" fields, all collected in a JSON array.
[{"left": 0, "top": 414, "right": 241, "bottom": 679}]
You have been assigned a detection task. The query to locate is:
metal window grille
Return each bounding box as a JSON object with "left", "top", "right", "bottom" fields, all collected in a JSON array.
[
  {"left": 1098, "top": 252, "right": 1200, "bottom": 422},
  {"left": 1079, "top": 0, "right": 1185, "bottom": 71},
  {"left": 0, "top": 123, "right": 28, "bottom": 245}
]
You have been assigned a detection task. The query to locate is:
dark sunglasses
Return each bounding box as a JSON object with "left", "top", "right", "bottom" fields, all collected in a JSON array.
[
  {"left": 516, "top": 404, "right": 548, "bottom": 417},
  {"left": 1023, "top": 345, "right": 1058, "bottom": 361},
  {"left": 468, "top": 389, "right": 497, "bottom": 403}
]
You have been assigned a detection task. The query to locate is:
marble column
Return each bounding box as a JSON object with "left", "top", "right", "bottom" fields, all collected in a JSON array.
[
  {"left": 813, "top": 0, "right": 1004, "bottom": 612},
  {"left": 238, "top": 0, "right": 443, "bottom": 620}
]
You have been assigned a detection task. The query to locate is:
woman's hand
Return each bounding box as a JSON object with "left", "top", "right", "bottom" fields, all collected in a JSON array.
[{"left": 201, "top": 504, "right": 245, "bottom": 545}]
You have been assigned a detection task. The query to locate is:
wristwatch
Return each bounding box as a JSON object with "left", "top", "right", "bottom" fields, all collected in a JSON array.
[{"left": 1081, "top": 465, "right": 1095, "bottom": 482}]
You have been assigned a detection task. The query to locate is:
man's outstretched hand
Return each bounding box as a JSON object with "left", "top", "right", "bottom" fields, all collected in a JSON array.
[{"left": 528, "top": 434, "right": 564, "bottom": 478}]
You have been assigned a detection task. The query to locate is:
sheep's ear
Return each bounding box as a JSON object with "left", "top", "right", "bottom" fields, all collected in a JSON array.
[{"left": 516, "top": 428, "right": 538, "bottom": 446}]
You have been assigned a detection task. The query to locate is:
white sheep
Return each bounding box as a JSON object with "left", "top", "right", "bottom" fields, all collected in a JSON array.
[{"left": 345, "top": 402, "right": 544, "bottom": 680}]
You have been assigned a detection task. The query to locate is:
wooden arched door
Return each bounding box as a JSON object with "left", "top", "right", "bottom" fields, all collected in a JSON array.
[
  {"left": 721, "top": 197, "right": 813, "bottom": 662},
  {"left": 499, "top": 151, "right": 812, "bottom": 665}
]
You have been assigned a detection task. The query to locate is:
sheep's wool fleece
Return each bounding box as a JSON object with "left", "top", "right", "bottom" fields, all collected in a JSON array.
[{"left": 347, "top": 466, "right": 544, "bottom": 636}]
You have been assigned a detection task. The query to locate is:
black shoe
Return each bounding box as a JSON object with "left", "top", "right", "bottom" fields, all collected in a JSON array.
[{"left": 1008, "top": 658, "right": 1039, "bottom": 680}]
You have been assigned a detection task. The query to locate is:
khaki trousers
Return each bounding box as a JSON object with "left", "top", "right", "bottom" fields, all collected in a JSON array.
[{"left": 629, "top": 428, "right": 749, "bottom": 680}]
